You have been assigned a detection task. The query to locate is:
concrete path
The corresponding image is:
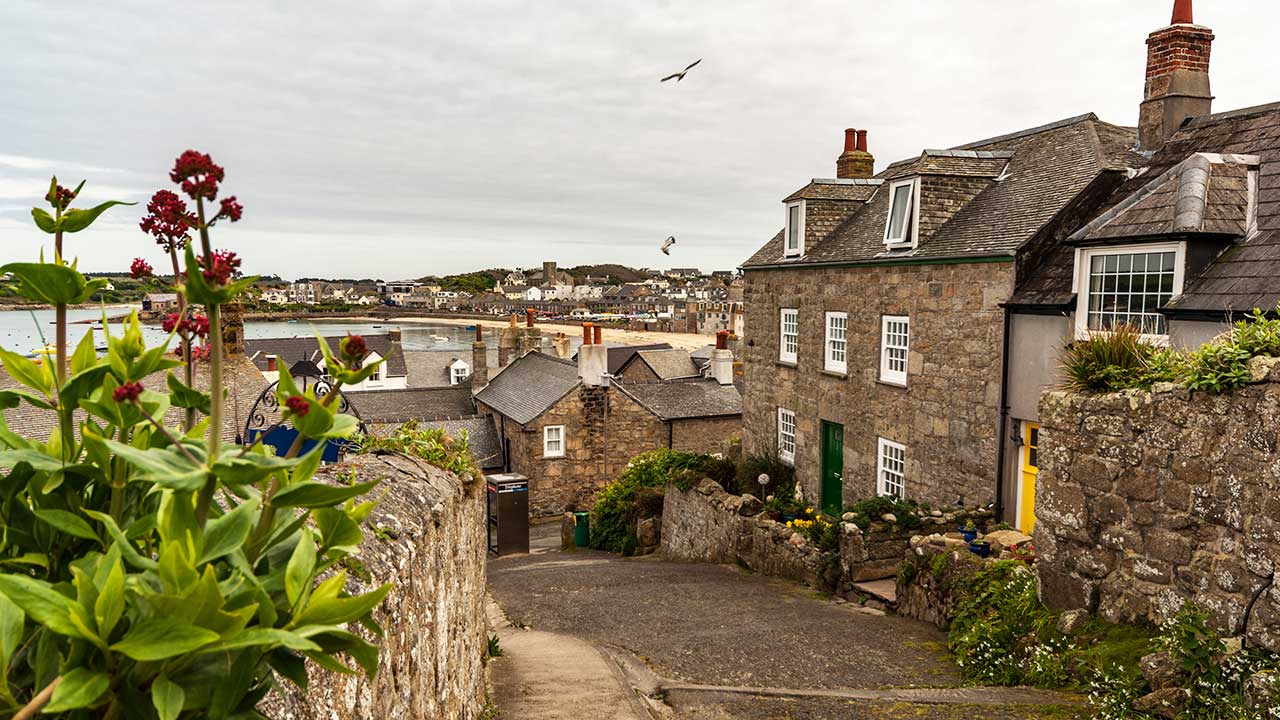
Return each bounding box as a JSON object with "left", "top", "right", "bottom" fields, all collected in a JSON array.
[{"left": 487, "top": 523, "right": 1085, "bottom": 719}]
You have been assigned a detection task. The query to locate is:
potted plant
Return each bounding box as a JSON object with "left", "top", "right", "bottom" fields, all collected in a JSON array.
[
  {"left": 969, "top": 539, "right": 992, "bottom": 558},
  {"left": 1012, "top": 541, "right": 1037, "bottom": 565},
  {"left": 959, "top": 519, "right": 979, "bottom": 542}
]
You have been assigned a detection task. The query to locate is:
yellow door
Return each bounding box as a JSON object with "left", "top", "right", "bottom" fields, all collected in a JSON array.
[{"left": 1019, "top": 422, "right": 1040, "bottom": 534}]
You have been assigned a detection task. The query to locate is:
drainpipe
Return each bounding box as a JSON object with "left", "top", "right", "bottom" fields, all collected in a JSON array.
[{"left": 994, "top": 306, "right": 1012, "bottom": 523}]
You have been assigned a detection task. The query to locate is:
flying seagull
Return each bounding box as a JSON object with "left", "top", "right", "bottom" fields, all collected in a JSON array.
[
  {"left": 661, "top": 59, "right": 702, "bottom": 83},
  {"left": 661, "top": 236, "right": 676, "bottom": 255}
]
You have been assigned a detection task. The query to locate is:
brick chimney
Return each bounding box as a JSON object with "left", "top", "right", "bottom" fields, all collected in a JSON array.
[
  {"left": 498, "top": 314, "right": 519, "bottom": 366},
  {"left": 470, "top": 324, "right": 488, "bottom": 390},
  {"left": 519, "top": 308, "right": 542, "bottom": 354},
  {"left": 836, "top": 128, "right": 875, "bottom": 180},
  {"left": 1138, "top": 0, "right": 1213, "bottom": 152}
]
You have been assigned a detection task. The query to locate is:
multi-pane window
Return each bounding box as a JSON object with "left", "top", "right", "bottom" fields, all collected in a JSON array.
[
  {"left": 884, "top": 179, "right": 917, "bottom": 247},
  {"left": 877, "top": 438, "right": 906, "bottom": 498},
  {"left": 784, "top": 201, "right": 805, "bottom": 257},
  {"left": 777, "top": 408, "right": 796, "bottom": 465},
  {"left": 779, "top": 309, "right": 799, "bottom": 363},
  {"left": 451, "top": 366, "right": 469, "bottom": 385},
  {"left": 824, "top": 312, "right": 847, "bottom": 373},
  {"left": 543, "top": 425, "right": 565, "bottom": 458},
  {"left": 1083, "top": 248, "right": 1179, "bottom": 336},
  {"left": 880, "top": 315, "right": 910, "bottom": 385}
]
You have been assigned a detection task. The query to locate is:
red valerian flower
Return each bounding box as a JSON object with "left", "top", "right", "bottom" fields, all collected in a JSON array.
[
  {"left": 339, "top": 334, "right": 368, "bottom": 368},
  {"left": 190, "top": 345, "right": 211, "bottom": 361},
  {"left": 169, "top": 150, "right": 225, "bottom": 201},
  {"left": 162, "top": 312, "right": 182, "bottom": 333},
  {"left": 113, "top": 381, "right": 144, "bottom": 402},
  {"left": 199, "top": 250, "right": 241, "bottom": 286},
  {"left": 217, "top": 196, "right": 243, "bottom": 223},
  {"left": 46, "top": 184, "right": 77, "bottom": 211},
  {"left": 284, "top": 395, "right": 311, "bottom": 417},
  {"left": 186, "top": 314, "right": 211, "bottom": 338},
  {"left": 130, "top": 258, "right": 153, "bottom": 279},
  {"left": 139, "top": 190, "right": 194, "bottom": 249}
]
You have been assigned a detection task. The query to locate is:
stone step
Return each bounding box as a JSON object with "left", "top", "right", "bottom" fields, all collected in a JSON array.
[{"left": 850, "top": 579, "right": 897, "bottom": 605}]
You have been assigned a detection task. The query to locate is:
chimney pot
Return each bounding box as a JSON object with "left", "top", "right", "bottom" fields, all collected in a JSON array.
[
  {"left": 716, "top": 330, "right": 729, "bottom": 350},
  {"left": 1171, "top": 0, "right": 1193, "bottom": 24},
  {"left": 525, "top": 308, "right": 535, "bottom": 327},
  {"left": 582, "top": 322, "right": 593, "bottom": 345},
  {"left": 843, "top": 128, "right": 858, "bottom": 152},
  {"left": 474, "top": 324, "right": 484, "bottom": 342},
  {"left": 593, "top": 325, "right": 603, "bottom": 345},
  {"left": 856, "top": 129, "right": 868, "bottom": 153},
  {"left": 266, "top": 355, "right": 277, "bottom": 372}
]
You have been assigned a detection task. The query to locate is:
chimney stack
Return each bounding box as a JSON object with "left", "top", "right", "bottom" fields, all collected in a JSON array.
[
  {"left": 221, "top": 302, "right": 245, "bottom": 356},
  {"left": 498, "top": 313, "right": 519, "bottom": 366},
  {"left": 552, "top": 332, "right": 572, "bottom": 359},
  {"left": 470, "top": 324, "right": 488, "bottom": 390},
  {"left": 577, "top": 322, "right": 608, "bottom": 386},
  {"left": 1138, "top": 0, "right": 1213, "bottom": 152},
  {"left": 710, "top": 331, "right": 734, "bottom": 386},
  {"left": 520, "top": 308, "right": 542, "bottom": 354},
  {"left": 836, "top": 128, "right": 875, "bottom": 180}
]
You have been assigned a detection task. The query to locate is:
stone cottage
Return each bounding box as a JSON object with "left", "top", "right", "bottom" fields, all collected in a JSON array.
[{"left": 475, "top": 335, "right": 743, "bottom": 516}]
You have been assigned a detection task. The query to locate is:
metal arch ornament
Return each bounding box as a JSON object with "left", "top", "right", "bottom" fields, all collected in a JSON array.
[{"left": 240, "top": 367, "right": 364, "bottom": 444}]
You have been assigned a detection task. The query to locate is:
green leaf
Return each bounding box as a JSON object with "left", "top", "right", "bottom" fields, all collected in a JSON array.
[
  {"left": 43, "top": 667, "right": 109, "bottom": 713},
  {"left": 69, "top": 327, "right": 97, "bottom": 375},
  {"left": 151, "top": 674, "right": 185, "bottom": 720},
  {"left": 93, "top": 555, "right": 124, "bottom": 639},
  {"left": 30, "top": 207, "right": 56, "bottom": 233},
  {"left": 313, "top": 508, "right": 363, "bottom": 556},
  {"left": 0, "top": 346, "right": 52, "bottom": 397},
  {"left": 33, "top": 508, "right": 100, "bottom": 542},
  {"left": 58, "top": 199, "right": 136, "bottom": 233},
  {"left": 0, "top": 261, "right": 97, "bottom": 306},
  {"left": 97, "top": 435, "right": 209, "bottom": 492},
  {"left": 166, "top": 371, "right": 211, "bottom": 414},
  {"left": 293, "top": 583, "right": 392, "bottom": 628},
  {"left": 0, "top": 592, "right": 24, "bottom": 674},
  {"left": 0, "top": 575, "right": 84, "bottom": 639},
  {"left": 83, "top": 509, "right": 158, "bottom": 571},
  {"left": 273, "top": 479, "right": 380, "bottom": 509},
  {"left": 58, "top": 364, "right": 111, "bottom": 410},
  {"left": 285, "top": 531, "right": 317, "bottom": 607},
  {"left": 198, "top": 498, "right": 258, "bottom": 565},
  {"left": 0, "top": 387, "right": 51, "bottom": 411},
  {"left": 269, "top": 648, "right": 310, "bottom": 689},
  {"left": 199, "top": 627, "right": 320, "bottom": 654},
  {"left": 110, "top": 616, "right": 219, "bottom": 661}
]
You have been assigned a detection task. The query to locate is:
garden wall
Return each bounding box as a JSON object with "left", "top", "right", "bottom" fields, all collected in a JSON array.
[
  {"left": 261, "top": 453, "right": 488, "bottom": 719},
  {"left": 1035, "top": 361, "right": 1280, "bottom": 652},
  {"left": 661, "top": 479, "right": 826, "bottom": 585}
]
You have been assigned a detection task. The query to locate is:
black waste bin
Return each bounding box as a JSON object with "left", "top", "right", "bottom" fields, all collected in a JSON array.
[{"left": 487, "top": 473, "right": 529, "bottom": 555}]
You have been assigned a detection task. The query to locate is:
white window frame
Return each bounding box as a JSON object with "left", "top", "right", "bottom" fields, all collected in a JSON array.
[
  {"left": 777, "top": 408, "right": 796, "bottom": 465},
  {"left": 824, "top": 311, "right": 847, "bottom": 374},
  {"left": 451, "top": 365, "right": 469, "bottom": 385},
  {"left": 877, "top": 437, "right": 906, "bottom": 498},
  {"left": 882, "top": 178, "right": 920, "bottom": 249},
  {"left": 543, "top": 425, "right": 565, "bottom": 458},
  {"left": 1072, "top": 241, "right": 1185, "bottom": 343},
  {"left": 779, "top": 308, "right": 799, "bottom": 363},
  {"left": 879, "top": 315, "right": 910, "bottom": 386},
  {"left": 784, "top": 200, "right": 806, "bottom": 258}
]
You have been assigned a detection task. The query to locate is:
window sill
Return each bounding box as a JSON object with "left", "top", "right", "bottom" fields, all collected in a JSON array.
[
  {"left": 775, "top": 360, "right": 798, "bottom": 369},
  {"left": 820, "top": 369, "right": 848, "bottom": 380},
  {"left": 876, "top": 379, "right": 908, "bottom": 389}
]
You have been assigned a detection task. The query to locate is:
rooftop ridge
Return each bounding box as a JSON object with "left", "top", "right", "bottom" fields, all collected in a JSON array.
[
  {"left": 810, "top": 177, "right": 885, "bottom": 186},
  {"left": 921, "top": 149, "right": 1016, "bottom": 159},
  {"left": 955, "top": 112, "right": 1099, "bottom": 150},
  {"left": 1182, "top": 100, "right": 1280, "bottom": 128}
]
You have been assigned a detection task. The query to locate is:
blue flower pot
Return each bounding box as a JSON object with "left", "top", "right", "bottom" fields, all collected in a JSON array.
[
  {"left": 959, "top": 528, "right": 978, "bottom": 543},
  {"left": 969, "top": 540, "right": 992, "bottom": 558}
]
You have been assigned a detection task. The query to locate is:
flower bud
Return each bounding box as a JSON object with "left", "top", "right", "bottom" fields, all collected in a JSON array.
[{"left": 113, "top": 381, "right": 144, "bottom": 403}]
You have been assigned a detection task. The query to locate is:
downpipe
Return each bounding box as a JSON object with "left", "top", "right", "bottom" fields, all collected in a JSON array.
[
  {"left": 993, "top": 307, "right": 1012, "bottom": 522},
  {"left": 1240, "top": 571, "right": 1276, "bottom": 650}
]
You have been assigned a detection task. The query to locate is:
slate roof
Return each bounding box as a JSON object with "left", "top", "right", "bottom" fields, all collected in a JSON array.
[
  {"left": 245, "top": 333, "right": 407, "bottom": 377},
  {"left": 404, "top": 349, "right": 499, "bottom": 388},
  {"left": 474, "top": 351, "right": 581, "bottom": 425},
  {"left": 0, "top": 353, "right": 268, "bottom": 444},
  {"left": 614, "top": 378, "right": 743, "bottom": 420},
  {"left": 783, "top": 179, "right": 882, "bottom": 203},
  {"left": 1069, "top": 153, "right": 1257, "bottom": 242},
  {"left": 1012, "top": 102, "right": 1280, "bottom": 315},
  {"left": 572, "top": 343, "right": 672, "bottom": 375},
  {"left": 744, "top": 113, "right": 1142, "bottom": 269},
  {"left": 633, "top": 349, "right": 700, "bottom": 380},
  {"left": 344, "top": 386, "right": 475, "bottom": 424}
]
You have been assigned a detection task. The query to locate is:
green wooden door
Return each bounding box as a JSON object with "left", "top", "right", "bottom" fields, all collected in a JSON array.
[{"left": 819, "top": 421, "right": 844, "bottom": 516}]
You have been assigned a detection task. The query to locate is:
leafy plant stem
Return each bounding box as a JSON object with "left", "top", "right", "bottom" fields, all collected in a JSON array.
[
  {"left": 13, "top": 676, "right": 61, "bottom": 720},
  {"left": 168, "top": 245, "right": 196, "bottom": 432},
  {"left": 195, "top": 196, "right": 222, "bottom": 527}
]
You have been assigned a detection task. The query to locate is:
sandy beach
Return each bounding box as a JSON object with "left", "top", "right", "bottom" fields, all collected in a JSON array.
[{"left": 338, "top": 314, "right": 714, "bottom": 351}]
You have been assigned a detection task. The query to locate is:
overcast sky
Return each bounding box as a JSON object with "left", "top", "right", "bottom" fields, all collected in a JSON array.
[{"left": 2, "top": 1, "right": 1277, "bottom": 281}]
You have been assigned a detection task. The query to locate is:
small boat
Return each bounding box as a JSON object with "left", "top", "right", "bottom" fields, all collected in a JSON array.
[
  {"left": 464, "top": 325, "right": 476, "bottom": 332},
  {"left": 432, "top": 335, "right": 448, "bottom": 343}
]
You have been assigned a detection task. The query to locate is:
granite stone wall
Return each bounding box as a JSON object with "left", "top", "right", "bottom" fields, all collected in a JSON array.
[
  {"left": 1035, "top": 363, "right": 1280, "bottom": 652},
  {"left": 261, "top": 453, "right": 487, "bottom": 719},
  {"left": 669, "top": 416, "right": 742, "bottom": 455},
  {"left": 741, "top": 261, "right": 1014, "bottom": 510}
]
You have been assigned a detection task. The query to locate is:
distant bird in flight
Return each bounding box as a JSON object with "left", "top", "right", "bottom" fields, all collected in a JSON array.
[
  {"left": 661, "top": 236, "right": 676, "bottom": 255},
  {"left": 661, "top": 59, "right": 702, "bottom": 83}
]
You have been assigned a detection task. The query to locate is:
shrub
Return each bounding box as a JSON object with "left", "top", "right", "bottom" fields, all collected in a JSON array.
[
  {"left": 590, "top": 449, "right": 716, "bottom": 553},
  {"left": 356, "top": 420, "right": 480, "bottom": 482},
  {"left": 1061, "top": 324, "right": 1180, "bottom": 392},
  {"left": 1183, "top": 341, "right": 1251, "bottom": 393},
  {"left": 733, "top": 449, "right": 795, "bottom": 499},
  {"left": 842, "top": 496, "right": 929, "bottom": 530},
  {"left": 786, "top": 513, "right": 839, "bottom": 553}
]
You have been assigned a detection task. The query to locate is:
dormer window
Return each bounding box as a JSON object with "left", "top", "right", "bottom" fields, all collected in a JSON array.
[
  {"left": 784, "top": 200, "right": 805, "bottom": 258},
  {"left": 883, "top": 178, "right": 919, "bottom": 248}
]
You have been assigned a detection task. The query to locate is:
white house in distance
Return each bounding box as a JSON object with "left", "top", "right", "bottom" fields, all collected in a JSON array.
[{"left": 244, "top": 332, "right": 409, "bottom": 392}]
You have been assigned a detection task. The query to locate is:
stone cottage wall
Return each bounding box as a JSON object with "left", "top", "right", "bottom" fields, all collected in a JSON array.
[
  {"left": 741, "top": 261, "right": 1014, "bottom": 510},
  {"left": 262, "top": 453, "right": 487, "bottom": 719},
  {"left": 1035, "top": 367, "right": 1280, "bottom": 652},
  {"left": 669, "top": 415, "right": 742, "bottom": 455}
]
